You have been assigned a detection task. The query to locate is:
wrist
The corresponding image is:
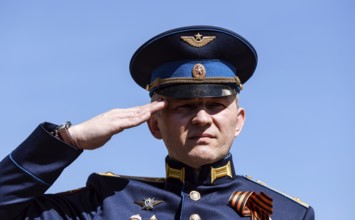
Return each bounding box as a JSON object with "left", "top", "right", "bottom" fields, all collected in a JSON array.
[{"left": 53, "top": 121, "right": 81, "bottom": 149}]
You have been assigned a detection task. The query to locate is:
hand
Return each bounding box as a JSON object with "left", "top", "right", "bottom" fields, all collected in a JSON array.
[{"left": 68, "top": 101, "right": 167, "bottom": 150}]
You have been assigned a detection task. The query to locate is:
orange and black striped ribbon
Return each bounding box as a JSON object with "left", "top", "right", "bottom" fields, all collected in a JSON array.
[{"left": 228, "top": 191, "right": 273, "bottom": 220}]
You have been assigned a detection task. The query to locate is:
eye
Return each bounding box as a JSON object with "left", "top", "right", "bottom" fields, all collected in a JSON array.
[
  {"left": 207, "top": 102, "right": 226, "bottom": 111},
  {"left": 175, "top": 104, "right": 194, "bottom": 111}
]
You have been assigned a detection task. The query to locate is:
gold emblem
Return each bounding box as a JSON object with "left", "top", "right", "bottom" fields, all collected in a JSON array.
[
  {"left": 98, "top": 171, "right": 118, "bottom": 177},
  {"left": 166, "top": 164, "right": 185, "bottom": 183},
  {"left": 135, "top": 198, "right": 164, "bottom": 210},
  {"left": 181, "top": 33, "right": 216, "bottom": 48},
  {"left": 192, "top": 63, "right": 206, "bottom": 79},
  {"left": 211, "top": 161, "right": 233, "bottom": 183}
]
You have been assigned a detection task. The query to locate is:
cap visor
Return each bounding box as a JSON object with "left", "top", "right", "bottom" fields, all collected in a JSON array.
[{"left": 155, "top": 84, "right": 237, "bottom": 98}]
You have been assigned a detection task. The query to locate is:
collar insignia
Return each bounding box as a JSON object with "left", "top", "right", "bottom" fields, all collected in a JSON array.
[
  {"left": 166, "top": 164, "right": 185, "bottom": 183},
  {"left": 211, "top": 161, "right": 233, "bottom": 183},
  {"left": 134, "top": 198, "right": 164, "bottom": 210},
  {"left": 181, "top": 33, "right": 216, "bottom": 48}
]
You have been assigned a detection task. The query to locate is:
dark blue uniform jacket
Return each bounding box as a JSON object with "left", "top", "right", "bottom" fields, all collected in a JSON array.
[{"left": 0, "top": 123, "right": 315, "bottom": 219}]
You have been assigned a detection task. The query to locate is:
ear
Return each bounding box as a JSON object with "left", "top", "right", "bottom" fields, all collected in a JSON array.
[
  {"left": 147, "top": 114, "right": 163, "bottom": 139},
  {"left": 234, "top": 108, "right": 245, "bottom": 137}
]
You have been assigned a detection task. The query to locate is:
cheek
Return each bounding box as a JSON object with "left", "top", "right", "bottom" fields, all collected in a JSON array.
[
  {"left": 218, "top": 114, "right": 238, "bottom": 137},
  {"left": 158, "top": 114, "right": 186, "bottom": 138}
]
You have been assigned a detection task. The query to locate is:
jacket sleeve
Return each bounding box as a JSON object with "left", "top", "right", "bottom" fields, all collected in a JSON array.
[{"left": 0, "top": 122, "right": 83, "bottom": 219}]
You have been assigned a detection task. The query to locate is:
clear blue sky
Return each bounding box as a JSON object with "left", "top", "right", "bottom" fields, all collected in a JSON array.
[{"left": 0, "top": 1, "right": 354, "bottom": 219}]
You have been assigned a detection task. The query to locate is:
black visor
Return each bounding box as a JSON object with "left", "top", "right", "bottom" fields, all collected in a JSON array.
[{"left": 155, "top": 84, "right": 237, "bottom": 98}]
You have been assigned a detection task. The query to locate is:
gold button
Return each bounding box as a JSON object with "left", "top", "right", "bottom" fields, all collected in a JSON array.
[
  {"left": 189, "top": 190, "right": 201, "bottom": 201},
  {"left": 189, "top": 213, "right": 201, "bottom": 220}
]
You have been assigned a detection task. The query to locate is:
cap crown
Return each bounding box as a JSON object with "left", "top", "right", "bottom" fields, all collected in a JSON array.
[{"left": 129, "top": 26, "right": 257, "bottom": 97}]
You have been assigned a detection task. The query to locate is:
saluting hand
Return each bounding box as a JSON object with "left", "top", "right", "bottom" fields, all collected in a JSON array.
[{"left": 67, "top": 101, "right": 167, "bottom": 150}]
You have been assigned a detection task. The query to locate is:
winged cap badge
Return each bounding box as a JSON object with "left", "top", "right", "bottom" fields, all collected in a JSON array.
[{"left": 181, "top": 33, "right": 216, "bottom": 48}]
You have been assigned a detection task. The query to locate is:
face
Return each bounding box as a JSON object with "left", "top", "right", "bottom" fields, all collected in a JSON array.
[{"left": 148, "top": 95, "right": 245, "bottom": 168}]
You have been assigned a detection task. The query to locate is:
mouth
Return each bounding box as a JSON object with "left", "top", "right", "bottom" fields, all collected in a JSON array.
[{"left": 188, "top": 133, "right": 216, "bottom": 141}]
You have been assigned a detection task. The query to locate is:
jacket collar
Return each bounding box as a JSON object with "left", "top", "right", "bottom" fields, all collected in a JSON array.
[{"left": 165, "top": 153, "right": 236, "bottom": 185}]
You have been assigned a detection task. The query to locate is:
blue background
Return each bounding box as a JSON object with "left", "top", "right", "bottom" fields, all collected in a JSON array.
[{"left": 0, "top": 1, "right": 354, "bottom": 219}]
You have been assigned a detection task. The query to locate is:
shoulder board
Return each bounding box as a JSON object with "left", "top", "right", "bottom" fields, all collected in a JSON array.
[
  {"left": 243, "top": 175, "right": 310, "bottom": 208},
  {"left": 96, "top": 172, "right": 165, "bottom": 183}
]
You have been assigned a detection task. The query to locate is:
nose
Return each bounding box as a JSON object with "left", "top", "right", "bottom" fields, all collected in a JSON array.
[{"left": 191, "top": 109, "right": 213, "bottom": 126}]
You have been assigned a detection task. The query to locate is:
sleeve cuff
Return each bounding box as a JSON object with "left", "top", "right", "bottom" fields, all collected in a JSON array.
[{"left": 10, "top": 122, "right": 83, "bottom": 185}]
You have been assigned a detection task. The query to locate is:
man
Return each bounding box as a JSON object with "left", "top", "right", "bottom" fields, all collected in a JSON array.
[{"left": 0, "top": 26, "right": 314, "bottom": 219}]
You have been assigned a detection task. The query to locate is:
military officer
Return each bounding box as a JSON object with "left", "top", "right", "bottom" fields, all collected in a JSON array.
[{"left": 0, "top": 26, "right": 314, "bottom": 219}]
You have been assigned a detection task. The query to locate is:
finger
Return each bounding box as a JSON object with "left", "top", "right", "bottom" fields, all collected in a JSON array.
[
  {"left": 142, "top": 100, "right": 167, "bottom": 114},
  {"left": 110, "top": 101, "right": 166, "bottom": 116},
  {"left": 114, "top": 101, "right": 166, "bottom": 130}
]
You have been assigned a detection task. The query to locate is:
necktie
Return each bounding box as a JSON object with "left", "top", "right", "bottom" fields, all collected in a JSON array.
[{"left": 228, "top": 191, "right": 273, "bottom": 220}]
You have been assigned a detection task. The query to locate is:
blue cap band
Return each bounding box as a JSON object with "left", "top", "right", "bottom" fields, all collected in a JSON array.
[{"left": 151, "top": 59, "right": 236, "bottom": 82}]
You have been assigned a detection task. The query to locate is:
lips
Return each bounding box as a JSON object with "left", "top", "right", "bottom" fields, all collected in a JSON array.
[{"left": 189, "top": 133, "right": 216, "bottom": 140}]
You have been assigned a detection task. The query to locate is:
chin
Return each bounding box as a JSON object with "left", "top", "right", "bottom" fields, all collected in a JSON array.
[{"left": 186, "top": 148, "right": 224, "bottom": 168}]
